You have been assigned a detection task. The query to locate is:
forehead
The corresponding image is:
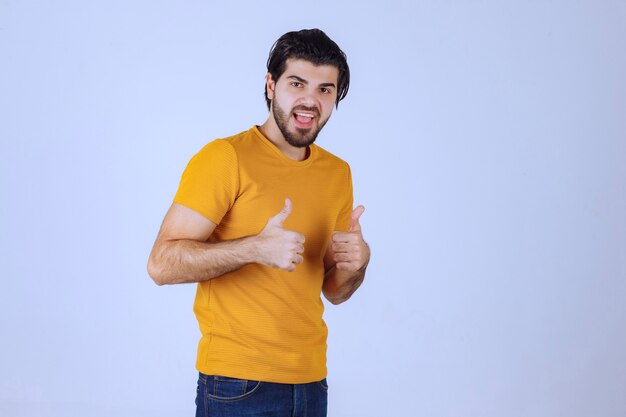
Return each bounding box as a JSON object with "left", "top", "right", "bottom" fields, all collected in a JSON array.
[{"left": 280, "top": 58, "right": 339, "bottom": 85}]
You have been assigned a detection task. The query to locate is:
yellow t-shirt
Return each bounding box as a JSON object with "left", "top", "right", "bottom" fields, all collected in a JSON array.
[{"left": 174, "top": 126, "right": 353, "bottom": 383}]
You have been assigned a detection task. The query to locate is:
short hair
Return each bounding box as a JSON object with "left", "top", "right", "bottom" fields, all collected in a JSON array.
[{"left": 265, "top": 28, "right": 350, "bottom": 110}]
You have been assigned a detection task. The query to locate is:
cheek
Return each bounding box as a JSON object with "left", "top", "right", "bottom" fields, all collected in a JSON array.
[
  {"left": 322, "top": 95, "right": 336, "bottom": 113},
  {"left": 276, "top": 91, "right": 298, "bottom": 109},
  {"left": 321, "top": 102, "right": 335, "bottom": 120}
]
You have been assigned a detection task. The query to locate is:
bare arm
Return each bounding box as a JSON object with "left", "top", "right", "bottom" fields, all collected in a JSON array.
[
  {"left": 147, "top": 200, "right": 305, "bottom": 285},
  {"left": 322, "top": 206, "right": 370, "bottom": 305}
]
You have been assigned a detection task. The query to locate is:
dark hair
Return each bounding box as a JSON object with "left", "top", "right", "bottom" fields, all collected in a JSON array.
[{"left": 265, "top": 28, "right": 350, "bottom": 110}]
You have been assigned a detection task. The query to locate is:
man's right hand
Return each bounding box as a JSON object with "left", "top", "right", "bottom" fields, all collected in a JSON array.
[{"left": 256, "top": 198, "right": 305, "bottom": 272}]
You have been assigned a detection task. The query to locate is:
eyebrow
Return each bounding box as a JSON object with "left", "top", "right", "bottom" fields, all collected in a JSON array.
[{"left": 286, "top": 75, "right": 336, "bottom": 89}]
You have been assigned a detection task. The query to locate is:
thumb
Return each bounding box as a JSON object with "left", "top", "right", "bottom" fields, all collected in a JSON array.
[
  {"left": 349, "top": 205, "right": 365, "bottom": 232},
  {"left": 268, "top": 198, "right": 292, "bottom": 227}
]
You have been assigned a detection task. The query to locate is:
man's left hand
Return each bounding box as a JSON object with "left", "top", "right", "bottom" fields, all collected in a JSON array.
[{"left": 331, "top": 206, "right": 370, "bottom": 273}]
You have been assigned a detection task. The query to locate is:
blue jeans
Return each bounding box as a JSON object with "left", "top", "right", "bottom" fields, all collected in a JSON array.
[{"left": 195, "top": 373, "right": 328, "bottom": 417}]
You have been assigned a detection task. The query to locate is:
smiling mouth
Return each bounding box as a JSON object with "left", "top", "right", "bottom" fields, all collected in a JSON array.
[{"left": 292, "top": 109, "right": 317, "bottom": 128}]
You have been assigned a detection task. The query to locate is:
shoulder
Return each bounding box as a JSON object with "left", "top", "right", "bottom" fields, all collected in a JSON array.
[
  {"left": 195, "top": 127, "right": 260, "bottom": 156},
  {"left": 191, "top": 128, "right": 256, "bottom": 162},
  {"left": 196, "top": 136, "right": 236, "bottom": 156},
  {"left": 181, "top": 135, "right": 243, "bottom": 180},
  {"left": 313, "top": 144, "right": 351, "bottom": 172}
]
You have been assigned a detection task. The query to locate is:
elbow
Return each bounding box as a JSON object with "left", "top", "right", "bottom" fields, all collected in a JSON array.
[
  {"left": 147, "top": 258, "right": 167, "bottom": 286},
  {"left": 323, "top": 290, "right": 348, "bottom": 305},
  {"left": 322, "top": 274, "right": 364, "bottom": 305},
  {"left": 328, "top": 297, "right": 347, "bottom": 306}
]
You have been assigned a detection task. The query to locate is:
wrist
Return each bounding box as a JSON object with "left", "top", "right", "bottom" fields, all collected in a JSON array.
[{"left": 240, "top": 234, "right": 265, "bottom": 266}]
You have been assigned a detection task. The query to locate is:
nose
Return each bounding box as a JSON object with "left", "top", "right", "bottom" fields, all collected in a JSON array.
[{"left": 296, "top": 87, "right": 317, "bottom": 107}]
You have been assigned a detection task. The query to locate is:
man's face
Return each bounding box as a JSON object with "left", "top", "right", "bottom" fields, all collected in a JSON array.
[{"left": 267, "top": 59, "right": 339, "bottom": 148}]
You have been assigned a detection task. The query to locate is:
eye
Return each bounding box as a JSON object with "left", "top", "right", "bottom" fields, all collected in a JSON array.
[
  {"left": 320, "top": 87, "right": 330, "bottom": 94},
  {"left": 290, "top": 81, "right": 302, "bottom": 88}
]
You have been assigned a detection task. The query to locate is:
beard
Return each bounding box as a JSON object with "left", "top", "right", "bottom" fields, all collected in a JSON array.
[{"left": 272, "top": 101, "right": 329, "bottom": 148}]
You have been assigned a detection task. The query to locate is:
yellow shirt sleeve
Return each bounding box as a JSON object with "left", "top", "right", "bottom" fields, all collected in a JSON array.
[
  {"left": 334, "top": 163, "right": 354, "bottom": 232},
  {"left": 173, "top": 139, "right": 239, "bottom": 224}
]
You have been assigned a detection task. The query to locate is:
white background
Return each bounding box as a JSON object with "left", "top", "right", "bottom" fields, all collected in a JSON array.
[{"left": 1, "top": 1, "right": 625, "bottom": 416}]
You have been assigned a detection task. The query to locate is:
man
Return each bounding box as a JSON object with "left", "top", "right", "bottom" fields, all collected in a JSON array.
[{"left": 147, "top": 28, "right": 370, "bottom": 417}]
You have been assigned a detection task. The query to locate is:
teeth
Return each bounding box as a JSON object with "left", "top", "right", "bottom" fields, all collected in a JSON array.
[{"left": 295, "top": 112, "right": 314, "bottom": 119}]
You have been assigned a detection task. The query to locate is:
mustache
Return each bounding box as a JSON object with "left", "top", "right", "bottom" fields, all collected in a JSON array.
[{"left": 292, "top": 105, "right": 320, "bottom": 117}]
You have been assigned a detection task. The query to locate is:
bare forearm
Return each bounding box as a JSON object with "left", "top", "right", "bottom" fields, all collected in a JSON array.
[
  {"left": 148, "top": 236, "right": 259, "bottom": 285},
  {"left": 322, "top": 266, "right": 367, "bottom": 305},
  {"left": 148, "top": 200, "right": 305, "bottom": 285}
]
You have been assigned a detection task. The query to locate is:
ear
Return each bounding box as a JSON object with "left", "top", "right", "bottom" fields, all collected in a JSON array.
[{"left": 265, "top": 73, "right": 276, "bottom": 101}]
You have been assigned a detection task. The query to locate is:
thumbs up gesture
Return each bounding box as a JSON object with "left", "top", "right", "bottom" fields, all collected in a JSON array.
[
  {"left": 256, "top": 198, "right": 306, "bottom": 272},
  {"left": 330, "top": 205, "right": 370, "bottom": 272}
]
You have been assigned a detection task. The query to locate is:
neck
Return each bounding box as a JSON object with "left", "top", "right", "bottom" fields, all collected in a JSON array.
[{"left": 258, "top": 117, "right": 308, "bottom": 161}]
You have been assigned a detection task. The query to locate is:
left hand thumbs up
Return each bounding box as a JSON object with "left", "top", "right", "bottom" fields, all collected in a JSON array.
[
  {"left": 349, "top": 205, "right": 365, "bottom": 233},
  {"left": 331, "top": 205, "right": 370, "bottom": 272}
]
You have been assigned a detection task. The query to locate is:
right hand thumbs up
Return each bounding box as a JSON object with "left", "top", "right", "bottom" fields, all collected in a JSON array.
[
  {"left": 266, "top": 198, "right": 292, "bottom": 228},
  {"left": 257, "top": 198, "right": 305, "bottom": 272}
]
